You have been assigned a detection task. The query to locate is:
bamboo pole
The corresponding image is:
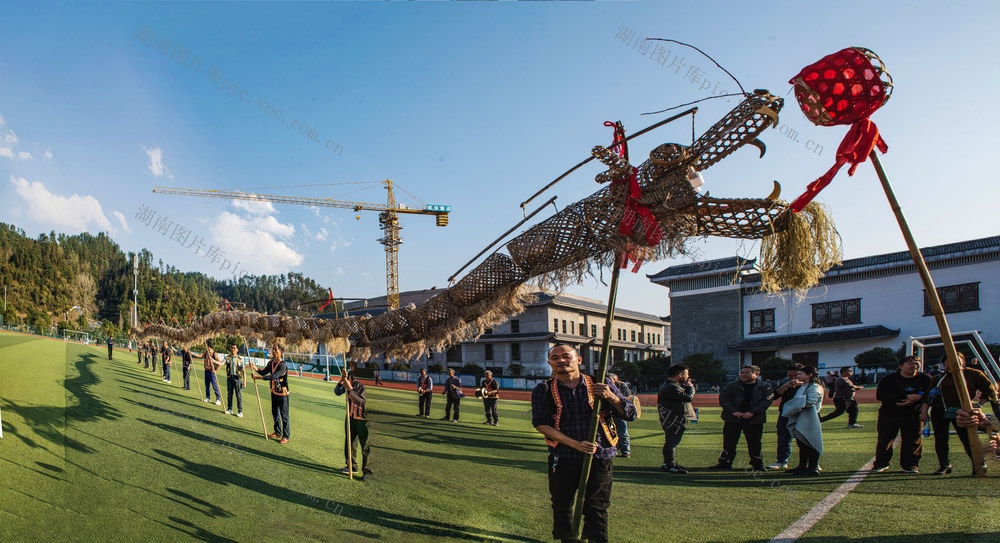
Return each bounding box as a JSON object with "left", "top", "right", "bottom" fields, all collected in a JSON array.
[
  {"left": 870, "top": 151, "right": 986, "bottom": 476},
  {"left": 571, "top": 252, "right": 623, "bottom": 539},
  {"left": 337, "top": 351, "right": 354, "bottom": 480}
]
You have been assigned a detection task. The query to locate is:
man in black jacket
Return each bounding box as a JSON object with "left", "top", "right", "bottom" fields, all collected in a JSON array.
[
  {"left": 710, "top": 365, "right": 774, "bottom": 471},
  {"left": 658, "top": 364, "right": 695, "bottom": 473},
  {"left": 872, "top": 355, "right": 930, "bottom": 473}
]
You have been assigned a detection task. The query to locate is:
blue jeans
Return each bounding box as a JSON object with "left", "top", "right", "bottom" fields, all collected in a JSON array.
[
  {"left": 204, "top": 371, "right": 221, "bottom": 401},
  {"left": 776, "top": 415, "right": 791, "bottom": 464},
  {"left": 613, "top": 416, "right": 630, "bottom": 454}
]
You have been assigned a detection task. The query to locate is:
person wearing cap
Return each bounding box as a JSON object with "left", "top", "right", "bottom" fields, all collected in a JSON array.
[
  {"left": 335, "top": 370, "right": 371, "bottom": 480},
  {"left": 250, "top": 344, "right": 290, "bottom": 443}
]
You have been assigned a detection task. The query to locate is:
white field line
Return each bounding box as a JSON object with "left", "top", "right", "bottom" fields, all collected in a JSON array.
[{"left": 769, "top": 455, "right": 876, "bottom": 542}]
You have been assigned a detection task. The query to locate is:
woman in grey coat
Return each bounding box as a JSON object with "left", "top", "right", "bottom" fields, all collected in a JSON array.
[{"left": 782, "top": 365, "right": 825, "bottom": 475}]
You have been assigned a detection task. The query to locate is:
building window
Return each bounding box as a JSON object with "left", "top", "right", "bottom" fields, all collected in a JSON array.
[
  {"left": 657, "top": 334, "right": 660, "bottom": 345},
  {"left": 924, "top": 282, "right": 979, "bottom": 315},
  {"left": 631, "top": 330, "right": 636, "bottom": 342},
  {"left": 811, "top": 299, "right": 861, "bottom": 328},
  {"left": 510, "top": 319, "right": 520, "bottom": 333},
  {"left": 427, "top": 350, "right": 433, "bottom": 359},
  {"left": 562, "top": 320, "right": 567, "bottom": 334},
  {"left": 554, "top": 318, "right": 559, "bottom": 332},
  {"left": 591, "top": 324, "right": 597, "bottom": 337},
  {"left": 750, "top": 309, "right": 775, "bottom": 334},
  {"left": 512, "top": 343, "right": 521, "bottom": 361},
  {"left": 570, "top": 321, "right": 575, "bottom": 335},
  {"left": 446, "top": 345, "right": 462, "bottom": 363},
  {"left": 792, "top": 351, "right": 819, "bottom": 368},
  {"left": 485, "top": 344, "right": 493, "bottom": 361},
  {"left": 750, "top": 350, "right": 777, "bottom": 365},
  {"left": 484, "top": 327, "right": 493, "bottom": 335}
]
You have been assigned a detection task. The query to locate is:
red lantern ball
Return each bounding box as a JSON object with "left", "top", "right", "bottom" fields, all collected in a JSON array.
[{"left": 789, "top": 47, "right": 893, "bottom": 127}]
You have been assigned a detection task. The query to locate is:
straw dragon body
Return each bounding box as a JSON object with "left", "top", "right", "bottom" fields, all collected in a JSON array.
[{"left": 132, "top": 90, "right": 838, "bottom": 360}]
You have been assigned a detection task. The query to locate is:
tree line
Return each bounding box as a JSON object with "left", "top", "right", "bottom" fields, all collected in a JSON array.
[{"left": 0, "top": 223, "right": 337, "bottom": 336}]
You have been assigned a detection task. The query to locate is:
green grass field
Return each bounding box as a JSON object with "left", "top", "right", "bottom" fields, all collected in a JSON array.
[{"left": 1, "top": 331, "right": 998, "bottom": 542}]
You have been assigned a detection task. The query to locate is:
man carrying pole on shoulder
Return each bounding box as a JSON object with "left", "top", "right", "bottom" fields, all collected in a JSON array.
[
  {"left": 335, "top": 370, "right": 372, "bottom": 481},
  {"left": 531, "top": 344, "right": 636, "bottom": 543}
]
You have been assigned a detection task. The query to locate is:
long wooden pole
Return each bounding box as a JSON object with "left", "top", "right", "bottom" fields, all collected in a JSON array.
[
  {"left": 571, "top": 253, "right": 623, "bottom": 539},
  {"left": 870, "top": 151, "right": 986, "bottom": 476},
  {"left": 240, "top": 337, "right": 268, "bottom": 440},
  {"left": 336, "top": 351, "right": 353, "bottom": 480}
]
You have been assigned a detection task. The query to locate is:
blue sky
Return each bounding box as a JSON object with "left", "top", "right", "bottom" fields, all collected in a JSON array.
[{"left": 1, "top": 1, "right": 998, "bottom": 317}]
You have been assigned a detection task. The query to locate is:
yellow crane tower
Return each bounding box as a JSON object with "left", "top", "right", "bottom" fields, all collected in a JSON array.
[{"left": 152, "top": 180, "right": 450, "bottom": 310}]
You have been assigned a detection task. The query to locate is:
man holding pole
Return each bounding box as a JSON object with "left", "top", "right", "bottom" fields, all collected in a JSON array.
[
  {"left": 531, "top": 344, "right": 635, "bottom": 543},
  {"left": 202, "top": 339, "right": 224, "bottom": 405},
  {"left": 416, "top": 368, "right": 433, "bottom": 418},
  {"left": 250, "top": 344, "right": 290, "bottom": 443},
  {"left": 181, "top": 347, "right": 193, "bottom": 390},
  {"left": 161, "top": 341, "right": 173, "bottom": 384},
  {"left": 441, "top": 369, "right": 463, "bottom": 423},
  {"left": 335, "top": 370, "right": 372, "bottom": 481},
  {"left": 225, "top": 344, "right": 246, "bottom": 417}
]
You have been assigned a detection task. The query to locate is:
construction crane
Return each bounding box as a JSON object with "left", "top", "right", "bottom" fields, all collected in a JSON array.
[{"left": 152, "top": 180, "right": 450, "bottom": 310}]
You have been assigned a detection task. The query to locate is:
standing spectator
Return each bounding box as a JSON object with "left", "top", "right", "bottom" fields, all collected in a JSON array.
[
  {"left": 921, "top": 352, "right": 999, "bottom": 475},
  {"left": 783, "top": 365, "right": 825, "bottom": 476},
  {"left": 107, "top": 337, "right": 114, "bottom": 360},
  {"left": 607, "top": 373, "right": 632, "bottom": 458},
  {"left": 766, "top": 365, "right": 804, "bottom": 470},
  {"left": 374, "top": 369, "right": 384, "bottom": 387},
  {"left": 820, "top": 367, "right": 863, "bottom": 428},
  {"left": 710, "top": 365, "right": 774, "bottom": 471},
  {"left": 416, "top": 368, "right": 433, "bottom": 418},
  {"left": 150, "top": 341, "right": 157, "bottom": 374},
  {"left": 181, "top": 347, "right": 193, "bottom": 390},
  {"left": 658, "top": 364, "right": 695, "bottom": 473},
  {"left": 441, "top": 369, "right": 463, "bottom": 422},
  {"left": 872, "top": 356, "right": 931, "bottom": 473}
]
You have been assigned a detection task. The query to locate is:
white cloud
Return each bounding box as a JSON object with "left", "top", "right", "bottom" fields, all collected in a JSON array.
[
  {"left": 0, "top": 114, "right": 5, "bottom": 126},
  {"left": 17, "top": 151, "right": 32, "bottom": 160},
  {"left": 5, "top": 130, "right": 17, "bottom": 145},
  {"left": 329, "top": 232, "right": 353, "bottom": 252},
  {"left": 141, "top": 145, "right": 172, "bottom": 178},
  {"left": 44, "top": 149, "right": 53, "bottom": 159},
  {"left": 232, "top": 197, "right": 276, "bottom": 216},
  {"left": 0, "top": 148, "right": 12, "bottom": 159},
  {"left": 112, "top": 210, "right": 131, "bottom": 233},
  {"left": 333, "top": 266, "right": 344, "bottom": 276},
  {"left": 315, "top": 227, "right": 328, "bottom": 241},
  {"left": 0, "top": 147, "right": 33, "bottom": 161},
  {"left": 210, "top": 211, "right": 302, "bottom": 274},
  {"left": 10, "top": 176, "right": 113, "bottom": 234}
]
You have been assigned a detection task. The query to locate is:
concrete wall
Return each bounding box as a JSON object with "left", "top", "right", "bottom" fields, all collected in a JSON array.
[{"left": 669, "top": 286, "right": 742, "bottom": 375}]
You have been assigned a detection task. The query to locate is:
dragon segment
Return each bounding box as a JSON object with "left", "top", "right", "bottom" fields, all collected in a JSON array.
[{"left": 132, "top": 90, "right": 841, "bottom": 361}]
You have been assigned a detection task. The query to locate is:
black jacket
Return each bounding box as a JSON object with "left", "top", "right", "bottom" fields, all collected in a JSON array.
[
  {"left": 719, "top": 378, "right": 774, "bottom": 424},
  {"left": 657, "top": 380, "right": 695, "bottom": 430}
]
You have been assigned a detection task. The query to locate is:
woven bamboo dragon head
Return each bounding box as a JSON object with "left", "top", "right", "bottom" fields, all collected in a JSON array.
[{"left": 131, "top": 90, "right": 841, "bottom": 361}]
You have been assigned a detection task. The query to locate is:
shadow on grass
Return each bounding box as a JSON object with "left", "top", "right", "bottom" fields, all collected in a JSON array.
[
  {"left": 380, "top": 444, "right": 547, "bottom": 473},
  {"left": 151, "top": 448, "right": 544, "bottom": 542},
  {"left": 383, "top": 416, "right": 541, "bottom": 453},
  {"left": 137, "top": 418, "right": 340, "bottom": 476}
]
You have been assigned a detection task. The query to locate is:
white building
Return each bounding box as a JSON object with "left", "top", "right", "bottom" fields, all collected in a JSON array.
[{"left": 649, "top": 235, "right": 1000, "bottom": 377}]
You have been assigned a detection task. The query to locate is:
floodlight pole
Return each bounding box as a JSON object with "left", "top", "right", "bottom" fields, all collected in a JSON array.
[
  {"left": 133, "top": 254, "right": 139, "bottom": 328},
  {"left": 870, "top": 151, "right": 987, "bottom": 476}
]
